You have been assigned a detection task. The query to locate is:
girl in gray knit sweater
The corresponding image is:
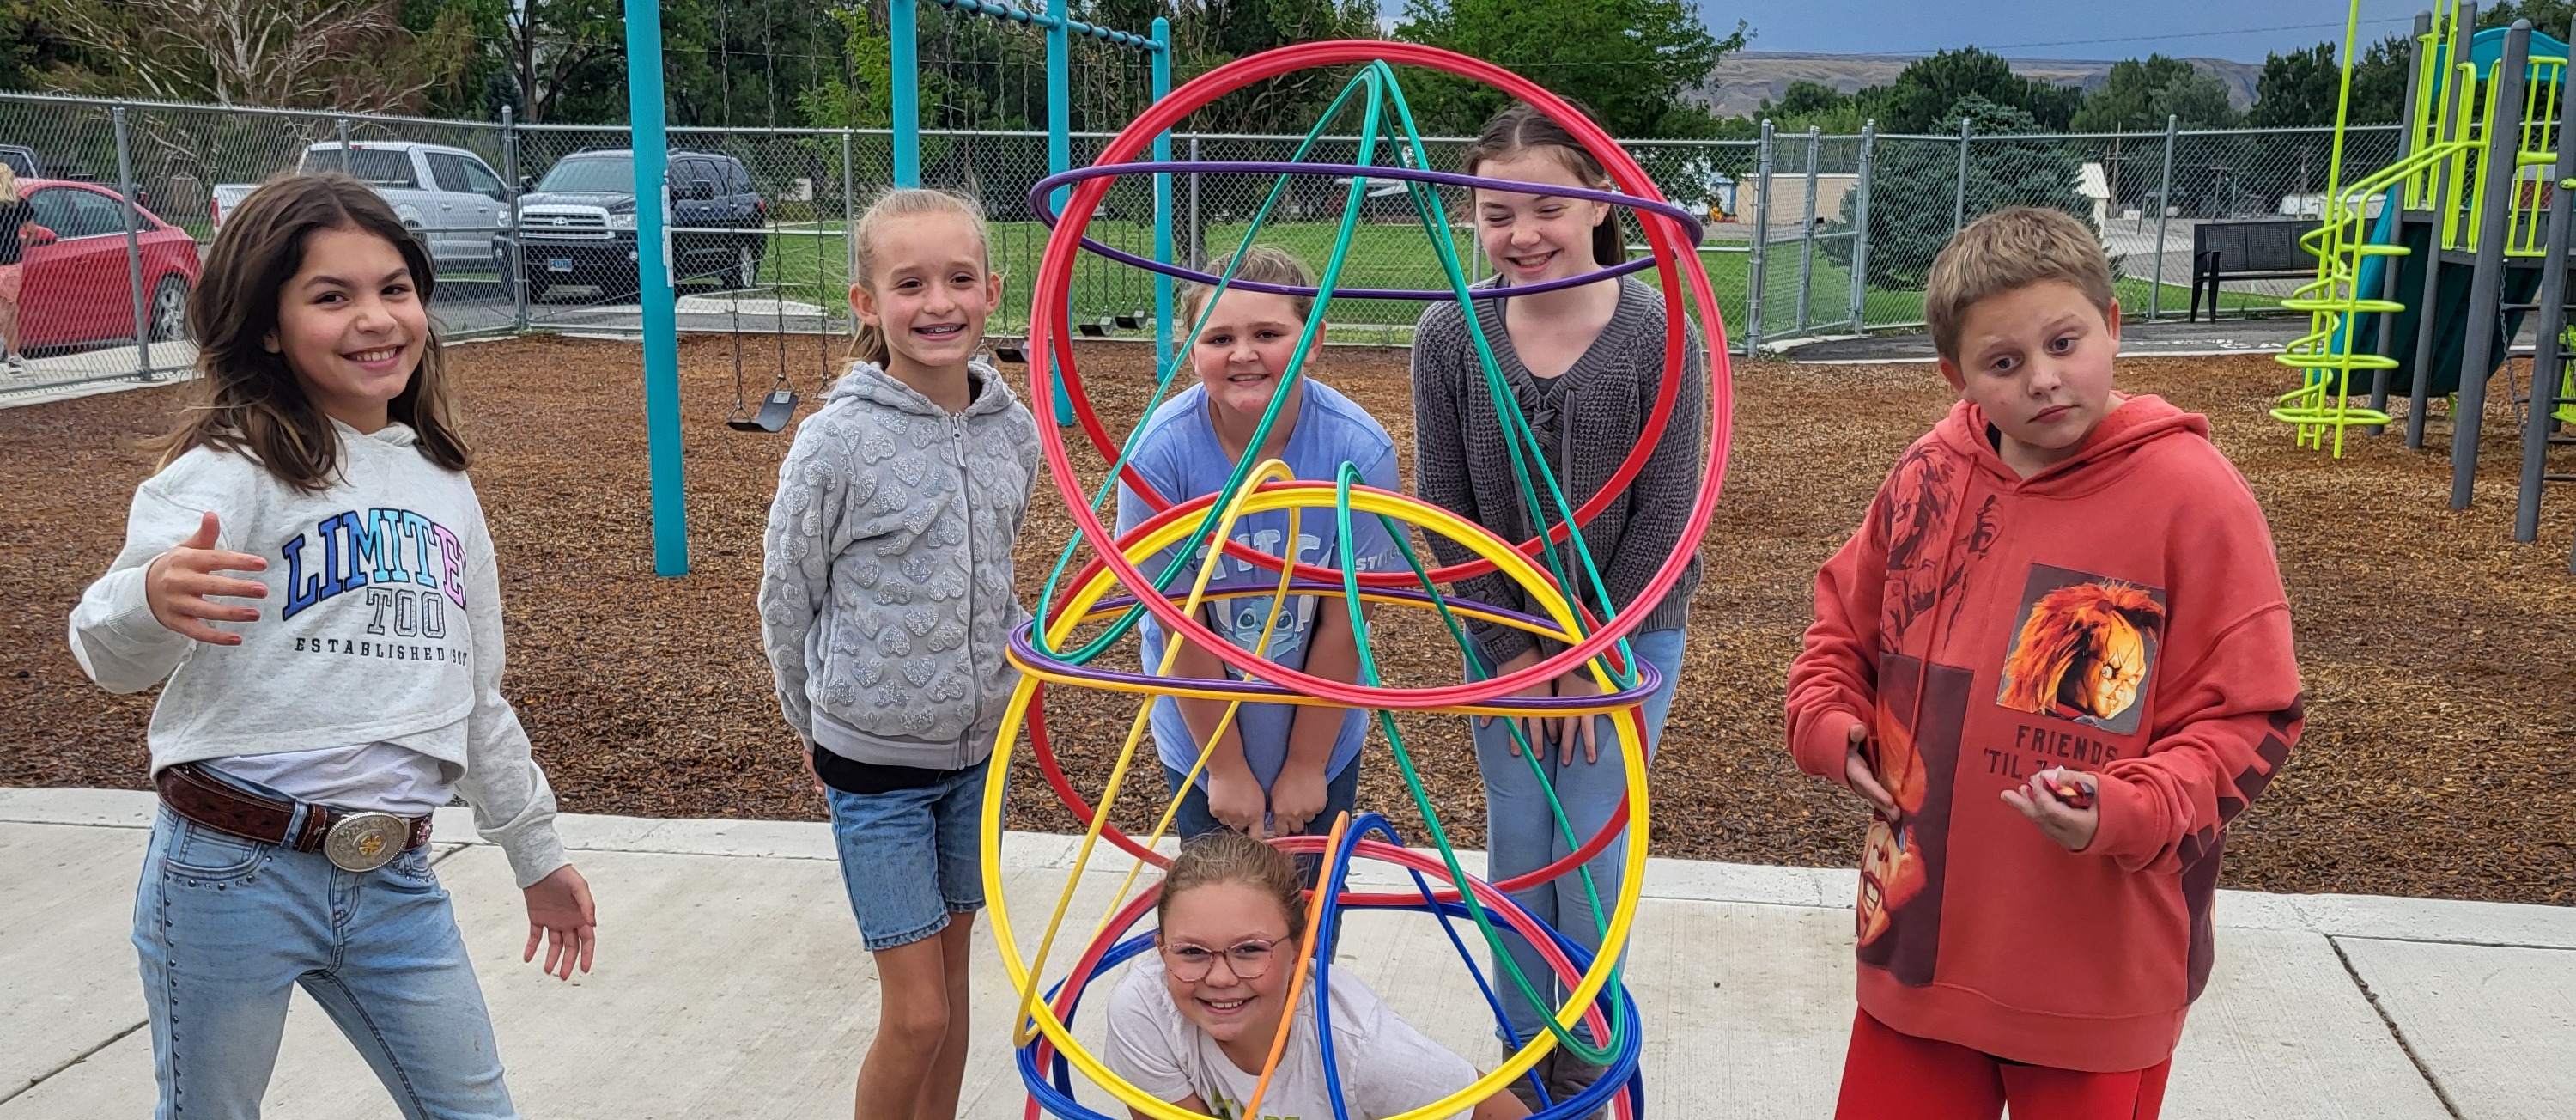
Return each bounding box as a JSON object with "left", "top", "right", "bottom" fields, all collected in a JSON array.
[{"left": 1409, "top": 102, "right": 1705, "bottom": 1113}]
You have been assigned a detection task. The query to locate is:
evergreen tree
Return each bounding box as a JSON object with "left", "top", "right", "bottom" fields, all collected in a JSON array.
[
  {"left": 1864, "top": 48, "right": 2084, "bottom": 134},
  {"left": 2069, "top": 54, "right": 2238, "bottom": 132}
]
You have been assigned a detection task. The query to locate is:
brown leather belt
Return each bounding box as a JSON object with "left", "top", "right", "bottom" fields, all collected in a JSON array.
[{"left": 155, "top": 763, "right": 432, "bottom": 871}]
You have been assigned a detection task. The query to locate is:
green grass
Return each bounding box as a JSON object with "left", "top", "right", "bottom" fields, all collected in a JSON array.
[{"left": 744, "top": 220, "right": 2297, "bottom": 347}]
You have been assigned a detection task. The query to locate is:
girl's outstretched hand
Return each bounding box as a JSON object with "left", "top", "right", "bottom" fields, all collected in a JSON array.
[
  {"left": 2002, "top": 767, "right": 2101, "bottom": 853},
  {"left": 145, "top": 511, "right": 268, "bottom": 645},
  {"left": 522, "top": 864, "right": 598, "bottom": 981}
]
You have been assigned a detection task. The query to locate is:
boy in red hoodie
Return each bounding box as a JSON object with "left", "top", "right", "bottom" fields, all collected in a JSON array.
[{"left": 1785, "top": 207, "right": 2303, "bottom": 1120}]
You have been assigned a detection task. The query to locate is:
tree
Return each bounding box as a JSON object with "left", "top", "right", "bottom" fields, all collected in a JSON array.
[
  {"left": 1864, "top": 48, "right": 2084, "bottom": 134},
  {"left": 2249, "top": 42, "right": 2338, "bottom": 127},
  {"left": 488, "top": 0, "right": 626, "bottom": 124},
  {"left": 1082, "top": 0, "right": 1381, "bottom": 137},
  {"left": 2348, "top": 33, "right": 2413, "bottom": 125},
  {"left": 1759, "top": 80, "right": 1865, "bottom": 132},
  {"left": 2069, "top": 54, "right": 2238, "bottom": 131},
  {"left": 0, "top": 1, "right": 83, "bottom": 91},
  {"left": 1837, "top": 94, "right": 2088, "bottom": 291},
  {"left": 2478, "top": 1, "right": 2575, "bottom": 35},
  {"left": 1392, "top": 0, "right": 1747, "bottom": 137},
  {"left": 31, "top": 0, "right": 474, "bottom": 112}
]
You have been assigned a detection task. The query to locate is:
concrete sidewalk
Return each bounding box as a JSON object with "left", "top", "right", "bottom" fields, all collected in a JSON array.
[{"left": 3, "top": 788, "right": 2568, "bottom": 1118}]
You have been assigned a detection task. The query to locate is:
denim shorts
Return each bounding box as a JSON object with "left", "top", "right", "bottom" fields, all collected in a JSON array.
[{"left": 825, "top": 762, "right": 989, "bottom": 952}]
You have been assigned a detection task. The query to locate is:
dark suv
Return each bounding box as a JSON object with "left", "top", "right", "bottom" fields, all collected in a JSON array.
[{"left": 511, "top": 149, "right": 768, "bottom": 301}]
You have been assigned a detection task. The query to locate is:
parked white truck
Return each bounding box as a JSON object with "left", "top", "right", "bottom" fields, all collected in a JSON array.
[{"left": 213, "top": 142, "right": 512, "bottom": 272}]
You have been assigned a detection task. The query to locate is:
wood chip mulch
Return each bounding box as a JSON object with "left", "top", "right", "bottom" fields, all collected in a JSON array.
[{"left": 4, "top": 334, "right": 2570, "bottom": 905}]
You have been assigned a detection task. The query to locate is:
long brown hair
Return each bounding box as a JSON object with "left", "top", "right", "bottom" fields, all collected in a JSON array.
[
  {"left": 147, "top": 173, "right": 465, "bottom": 491},
  {"left": 1461, "top": 100, "right": 1626, "bottom": 269},
  {"left": 850, "top": 187, "right": 993, "bottom": 367},
  {"left": 1156, "top": 829, "right": 1308, "bottom": 935}
]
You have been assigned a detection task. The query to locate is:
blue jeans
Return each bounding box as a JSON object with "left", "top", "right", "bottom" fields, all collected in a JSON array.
[
  {"left": 825, "top": 763, "right": 989, "bottom": 952},
  {"left": 133, "top": 807, "right": 514, "bottom": 1120},
  {"left": 1473, "top": 627, "right": 1686, "bottom": 1048},
  {"left": 1162, "top": 758, "right": 1362, "bottom": 883}
]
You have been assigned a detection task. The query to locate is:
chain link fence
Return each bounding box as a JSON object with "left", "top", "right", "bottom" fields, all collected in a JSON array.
[{"left": 0, "top": 88, "right": 2421, "bottom": 403}]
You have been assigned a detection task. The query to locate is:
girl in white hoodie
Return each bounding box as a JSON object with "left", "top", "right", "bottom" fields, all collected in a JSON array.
[{"left": 69, "top": 173, "right": 595, "bottom": 1120}]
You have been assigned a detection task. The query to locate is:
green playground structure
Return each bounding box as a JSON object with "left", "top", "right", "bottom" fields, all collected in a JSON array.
[{"left": 2280, "top": 0, "right": 2576, "bottom": 569}]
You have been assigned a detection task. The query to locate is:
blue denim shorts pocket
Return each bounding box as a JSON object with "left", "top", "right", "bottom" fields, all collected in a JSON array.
[
  {"left": 161, "top": 814, "right": 271, "bottom": 886},
  {"left": 825, "top": 764, "right": 989, "bottom": 953}
]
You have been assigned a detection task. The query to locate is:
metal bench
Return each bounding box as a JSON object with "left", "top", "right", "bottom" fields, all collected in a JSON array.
[{"left": 2190, "top": 220, "right": 2319, "bottom": 321}]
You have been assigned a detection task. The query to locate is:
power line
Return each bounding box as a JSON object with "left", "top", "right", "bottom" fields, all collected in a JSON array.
[{"left": 1902, "top": 15, "right": 2416, "bottom": 55}]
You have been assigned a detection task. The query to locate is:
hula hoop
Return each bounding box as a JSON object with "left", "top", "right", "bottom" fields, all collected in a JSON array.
[
  {"left": 1026, "top": 160, "right": 1704, "bottom": 300},
  {"left": 1010, "top": 832, "right": 1643, "bottom": 1120},
  {"left": 985, "top": 485, "right": 1654, "bottom": 1120},
  {"left": 1028, "top": 40, "right": 1732, "bottom": 709}
]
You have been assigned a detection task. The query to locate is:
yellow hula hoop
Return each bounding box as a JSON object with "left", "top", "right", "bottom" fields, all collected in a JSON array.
[
  {"left": 981, "top": 482, "right": 1650, "bottom": 1120},
  {"left": 1009, "top": 588, "right": 1650, "bottom": 718},
  {"left": 1001, "top": 460, "right": 1303, "bottom": 1047}
]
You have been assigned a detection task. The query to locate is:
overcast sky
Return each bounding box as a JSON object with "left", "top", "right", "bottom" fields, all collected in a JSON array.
[{"left": 1715, "top": 0, "right": 2429, "bottom": 63}]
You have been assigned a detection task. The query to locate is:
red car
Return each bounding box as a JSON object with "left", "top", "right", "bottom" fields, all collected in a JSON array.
[{"left": 9, "top": 179, "right": 200, "bottom": 352}]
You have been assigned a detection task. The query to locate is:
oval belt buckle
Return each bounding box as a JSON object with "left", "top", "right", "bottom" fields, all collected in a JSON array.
[{"left": 325, "top": 812, "right": 410, "bottom": 872}]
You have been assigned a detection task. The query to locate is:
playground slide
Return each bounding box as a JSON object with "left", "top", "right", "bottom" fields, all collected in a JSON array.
[
  {"left": 2344, "top": 194, "right": 2540, "bottom": 399},
  {"left": 2328, "top": 26, "right": 2565, "bottom": 399}
]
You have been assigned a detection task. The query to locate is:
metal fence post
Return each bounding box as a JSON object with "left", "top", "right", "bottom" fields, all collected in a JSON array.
[
  {"left": 1795, "top": 125, "right": 1820, "bottom": 335},
  {"left": 1850, "top": 121, "right": 1875, "bottom": 333},
  {"left": 336, "top": 117, "right": 352, "bottom": 172},
  {"left": 1186, "top": 134, "right": 1201, "bottom": 269},
  {"left": 1747, "top": 119, "right": 1773, "bottom": 356},
  {"left": 2152, "top": 114, "right": 2178, "bottom": 321},
  {"left": 1952, "top": 116, "right": 1971, "bottom": 236},
  {"left": 113, "top": 104, "right": 152, "bottom": 380},
  {"left": 501, "top": 105, "right": 526, "bottom": 333}
]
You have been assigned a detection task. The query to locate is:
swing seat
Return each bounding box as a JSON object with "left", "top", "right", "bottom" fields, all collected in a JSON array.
[
  {"left": 993, "top": 341, "right": 1028, "bottom": 363},
  {"left": 728, "top": 389, "right": 799, "bottom": 433},
  {"left": 1078, "top": 320, "right": 1108, "bottom": 338},
  {"left": 1114, "top": 313, "right": 1141, "bottom": 329}
]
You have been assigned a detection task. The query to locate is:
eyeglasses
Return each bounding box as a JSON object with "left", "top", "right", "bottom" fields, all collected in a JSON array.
[{"left": 1162, "top": 936, "right": 1291, "bottom": 983}]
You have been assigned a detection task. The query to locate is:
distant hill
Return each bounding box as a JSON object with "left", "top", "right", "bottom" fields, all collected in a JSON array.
[{"left": 1699, "top": 51, "right": 2266, "bottom": 119}]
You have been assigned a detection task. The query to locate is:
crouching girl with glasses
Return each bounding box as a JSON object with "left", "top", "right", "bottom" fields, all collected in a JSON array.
[{"left": 1104, "top": 830, "right": 1531, "bottom": 1120}]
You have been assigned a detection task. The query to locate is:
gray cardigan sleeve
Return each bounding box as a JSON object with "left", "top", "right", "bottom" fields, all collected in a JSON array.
[
  {"left": 1600, "top": 320, "right": 1707, "bottom": 626},
  {"left": 1410, "top": 304, "right": 1539, "bottom": 669}
]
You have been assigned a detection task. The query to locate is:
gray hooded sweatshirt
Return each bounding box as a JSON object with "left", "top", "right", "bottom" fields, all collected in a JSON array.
[{"left": 758, "top": 360, "right": 1041, "bottom": 771}]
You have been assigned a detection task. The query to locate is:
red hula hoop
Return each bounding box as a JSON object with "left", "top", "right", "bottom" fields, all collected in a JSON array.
[{"left": 1028, "top": 40, "right": 1733, "bottom": 711}]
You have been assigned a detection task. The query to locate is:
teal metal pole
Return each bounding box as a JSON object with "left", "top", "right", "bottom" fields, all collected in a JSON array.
[
  {"left": 1152, "top": 19, "right": 1173, "bottom": 365},
  {"left": 1046, "top": 0, "right": 1072, "bottom": 423},
  {"left": 891, "top": 0, "right": 920, "bottom": 187},
  {"left": 623, "top": 0, "right": 688, "bottom": 576}
]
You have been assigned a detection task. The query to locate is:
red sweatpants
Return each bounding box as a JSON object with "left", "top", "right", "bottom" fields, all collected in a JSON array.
[{"left": 1832, "top": 1010, "right": 2172, "bottom": 1120}]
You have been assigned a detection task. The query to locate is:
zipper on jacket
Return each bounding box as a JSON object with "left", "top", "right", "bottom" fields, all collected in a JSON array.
[{"left": 955, "top": 413, "right": 976, "bottom": 770}]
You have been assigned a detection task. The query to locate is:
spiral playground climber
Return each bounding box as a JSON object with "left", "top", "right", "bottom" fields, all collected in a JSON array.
[{"left": 973, "top": 41, "right": 1733, "bottom": 1120}]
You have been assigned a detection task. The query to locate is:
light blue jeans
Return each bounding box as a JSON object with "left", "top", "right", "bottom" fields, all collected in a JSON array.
[
  {"left": 132, "top": 806, "right": 515, "bottom": 1120},
  {"left": 1473, "top": 627, "right": 1686, "bottom": 1049}
]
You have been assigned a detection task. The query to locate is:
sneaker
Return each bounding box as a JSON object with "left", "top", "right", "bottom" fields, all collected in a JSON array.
[
  {"left": 1504, "top": 1045, "right": 1555, "bottom": 1113},
  {"left": 3, "top": 353, "right": 22, "bottom": 370},
  {"left": 1545, "top": 1055, "right": 1611, "bottom": 1120}
]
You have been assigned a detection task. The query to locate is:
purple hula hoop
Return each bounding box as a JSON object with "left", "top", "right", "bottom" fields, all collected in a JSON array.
[
  {"left": 1024, "top": 161, "right": 1707, "bottom": 301},
  {"left": 1014, "top": 581, "right": 1664, "bottom": 709}
]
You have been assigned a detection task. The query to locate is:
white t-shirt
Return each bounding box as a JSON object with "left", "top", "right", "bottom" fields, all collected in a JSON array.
[
  {"left": 1106, "top": 951, "right": 1483, "bottom": 1120},
  {"left": 206, "top": 741, "right": 455, "bottom": 816}
]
